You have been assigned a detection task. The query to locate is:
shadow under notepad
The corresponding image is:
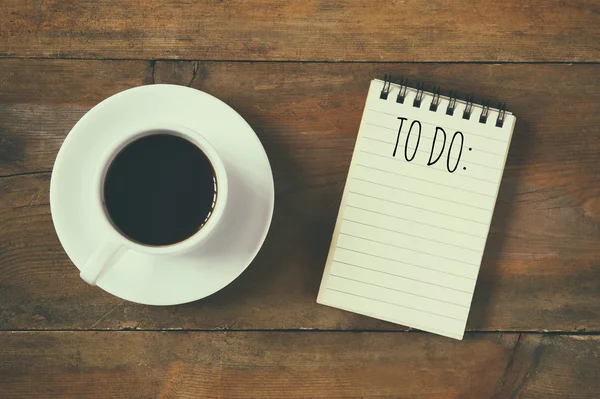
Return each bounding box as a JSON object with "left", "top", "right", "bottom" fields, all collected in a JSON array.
[{"left": 467, "top": 118, "right": 532, "bottom": 331}]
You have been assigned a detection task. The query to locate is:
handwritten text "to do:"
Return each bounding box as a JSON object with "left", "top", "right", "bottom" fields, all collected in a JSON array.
[{"left": 393, "top": 117, "right": 469, "bottom": 173}]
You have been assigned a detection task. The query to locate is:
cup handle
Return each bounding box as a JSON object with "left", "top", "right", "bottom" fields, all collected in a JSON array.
[{"left": 80, "top": 242, "right": 125, "bottom": 286}]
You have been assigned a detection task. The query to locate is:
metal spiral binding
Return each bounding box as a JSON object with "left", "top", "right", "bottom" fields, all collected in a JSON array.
[
  {"left": 396, "top": 77, "right": 409, "bottom": 104},
  {"left": 462, "top": 95, "right": 474, "bottom": 120},
  {"left": 413, "top": 82, "right": 425, "bottom": 108},
  {"left": 429, "top": 85, "right": 441, "bottom": 111},
  {"left": 380, "top": 74, "right": 392, "bottom": 99},
  {"left": 479, "top": 100, "right": 490, "bottom": 123},
  {"left": 446, "top": 91, "right": 458, "bottom": 115},
  {"left": 378, "top": 76, "right": 506, "bottom": 128},
  {"left": 496, "top": 103, "right": 506, "bottom": 127}
]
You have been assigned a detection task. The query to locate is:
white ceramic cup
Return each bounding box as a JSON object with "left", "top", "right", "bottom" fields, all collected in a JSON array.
[{"left": 79, "top": 122, "right": 229, "bottom": 286}]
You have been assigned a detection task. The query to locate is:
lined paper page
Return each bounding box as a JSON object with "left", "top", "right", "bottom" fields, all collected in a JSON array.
[{"left": 317, "top": 79, "right": 516, "bottom": 340}]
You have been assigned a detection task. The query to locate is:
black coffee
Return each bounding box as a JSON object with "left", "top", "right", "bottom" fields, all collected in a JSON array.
[{"left": 103, "top": 133, "right": 217, "bottom": 246}]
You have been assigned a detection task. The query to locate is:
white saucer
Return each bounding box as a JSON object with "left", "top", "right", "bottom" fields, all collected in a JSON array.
[{"left": 50, "top": 84, "right": 275, "bottom": 305}]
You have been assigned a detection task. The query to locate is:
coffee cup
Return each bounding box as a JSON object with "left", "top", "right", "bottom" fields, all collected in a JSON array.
[{"left": 79, "top": 122, "right": 229, "bottom": 286}]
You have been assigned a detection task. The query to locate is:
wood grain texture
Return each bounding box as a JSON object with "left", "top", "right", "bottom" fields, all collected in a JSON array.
[
  {"left": 2, "top": 0, "right": 600, "bottom": 62},
  {"left": 0, "top": 60, "right": 153, "bottom": 176},
  {"left": 1, "top": 60, "right": 599, "bottom": 332},
  {"left": 1, "top": 332, "right": 599, "bottom": 399}
]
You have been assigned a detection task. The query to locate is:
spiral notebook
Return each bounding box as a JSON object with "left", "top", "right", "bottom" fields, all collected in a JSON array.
[{"left": 317, "top": 77, "right": 516, "bottom": 340}]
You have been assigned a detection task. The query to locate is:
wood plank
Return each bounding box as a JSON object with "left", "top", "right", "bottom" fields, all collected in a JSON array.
[
  {"left": 2, "top": 0, "right": 600, "bottom": 62},
  {"left": 1, "top": 332, "right": 599, "bottom": 398},
  {"left": 1, "top": 60, "right": 599, "bottom": 331},
  {"left": 0, "top": 332, "right": 519, "bottom": 398}
]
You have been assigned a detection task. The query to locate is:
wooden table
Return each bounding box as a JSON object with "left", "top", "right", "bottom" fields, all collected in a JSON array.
[{"left": 1, "top": 1, "right": 599, "bottom": 397}]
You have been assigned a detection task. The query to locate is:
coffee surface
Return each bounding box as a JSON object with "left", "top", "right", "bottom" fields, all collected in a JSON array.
[{"left": 104, "top": 133, "right": 216, "bottom": 246}]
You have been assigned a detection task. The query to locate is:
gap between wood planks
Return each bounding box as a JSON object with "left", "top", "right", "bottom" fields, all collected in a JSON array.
[
  {"left": 2, "top": 329, "right": 600, "bottom": 334},
  {"left": 0, "top": 170, "right": 51, "bottom": 179}
]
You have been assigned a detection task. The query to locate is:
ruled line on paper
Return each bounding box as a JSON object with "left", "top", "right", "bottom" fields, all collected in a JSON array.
[
  {"left": 335, "top": 246, "right": 477, "bottom": 280},
  {"left": 329, "top": 274, "right": 470, "bottom": 308},
  {"left": 352, "top": 177, "right": 494, "bottom": 211},
  {"left": 356, "top": 139, "right": 503, "bottom": 185},
  {"left": 342, "top": 219, "right": 481, "bottom": 252},
  {"left": 338, "top": 232, "right": 481, "bottom": 267},
  {"left": 344, "top": 205, "right": 486, "bottom": 238},
  {"left": 358, "top": 150, "right": 500, "bottom": 185},
  {"left": 325, "top": 288, "right": 467, "bottom": 322},
  {"left": 366, "top": 109, "right": 509, "bottom": 144},
  {"left": 355, "top": 163, "right": 496, "bottom": 197},
  {"left": 322, "top": 286, "right": 467, "bottom": 338},
  {"left": 331, "top": 260, "right": 472, "bottom": 293},
  {"left": 363, "top": 123, "right": 507, "bottom": 157},
  {"left": 364, "top": 121, "right": 402, "bottom": 131},
  {"left": 327, "top": 273, "right": 469, "bottom": 320},
  {"left": 347, "top": 191, "right": 489, "bottom": 225},
  {"left": 361, "top": 136, "right": 503, "bottom": 171}
]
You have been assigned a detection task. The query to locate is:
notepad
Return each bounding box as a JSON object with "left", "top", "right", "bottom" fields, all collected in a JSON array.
[{"left": 317, "top": 78, "right": 516, "bottom": 340}]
